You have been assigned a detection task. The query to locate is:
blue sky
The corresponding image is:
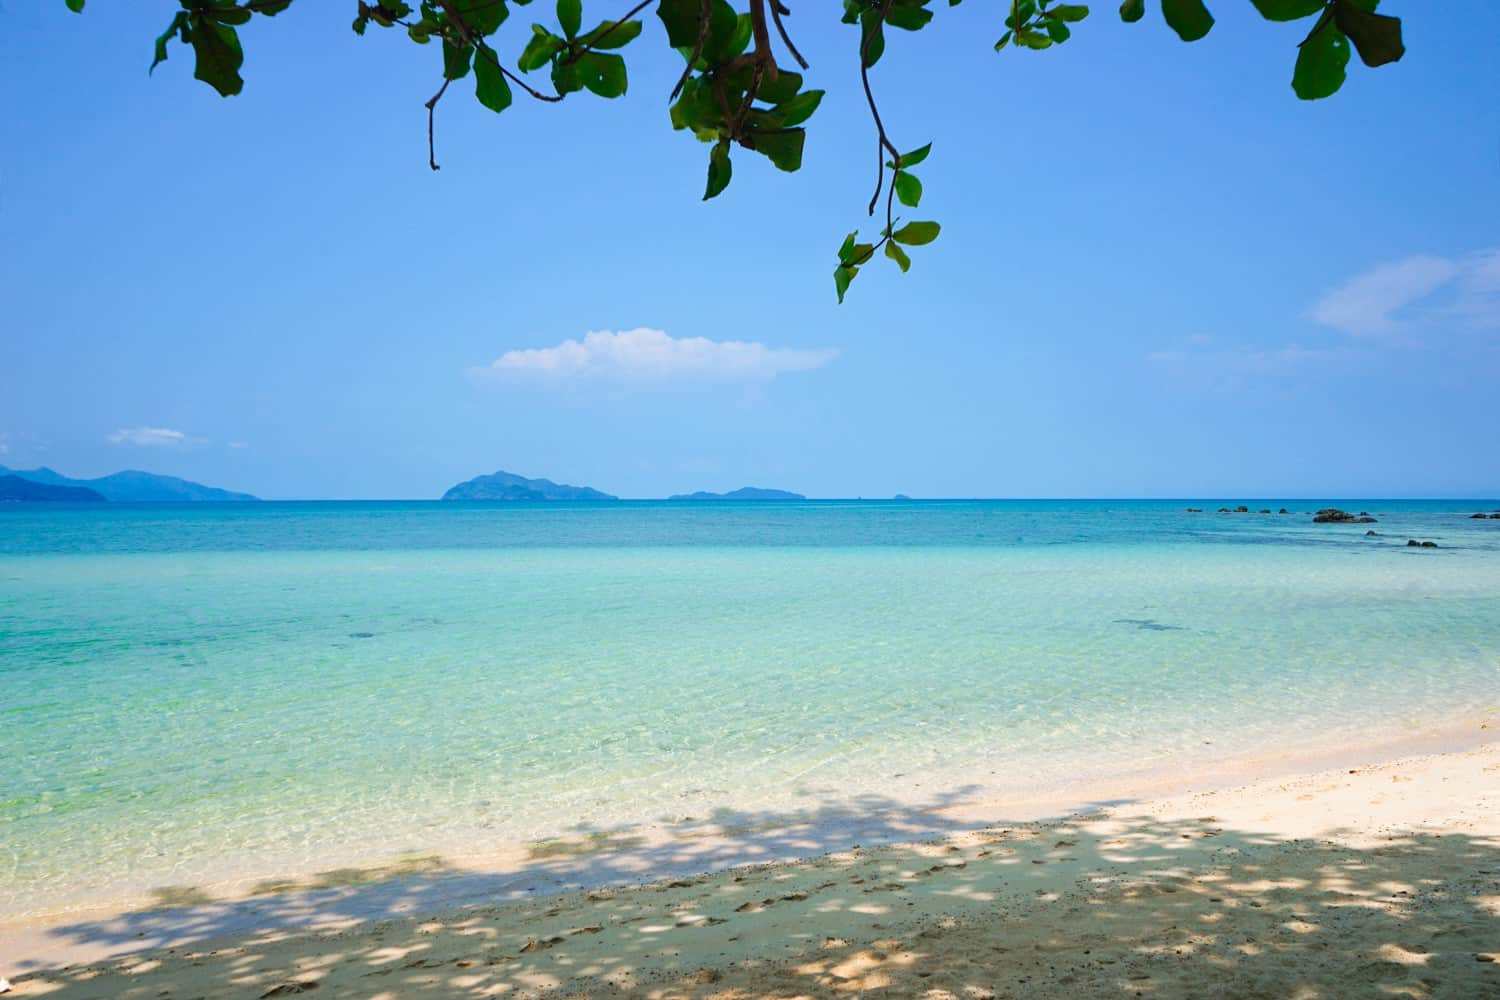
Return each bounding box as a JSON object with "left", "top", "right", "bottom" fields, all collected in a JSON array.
[{"left": 2, "top": 2, "right": 1497, "bottom": 499}]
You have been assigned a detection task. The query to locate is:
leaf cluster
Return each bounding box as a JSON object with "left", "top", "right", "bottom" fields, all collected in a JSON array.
[{"left": 71, "top": 0, "right": 1409, "bottom": 301}]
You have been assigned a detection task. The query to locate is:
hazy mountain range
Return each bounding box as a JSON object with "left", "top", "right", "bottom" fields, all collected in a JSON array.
[
  {"left": 0, "top": 465, "right": 257, "bottom": 502},
  {"left": 667, "top": 487, "right": 806, "bottom": 500}
]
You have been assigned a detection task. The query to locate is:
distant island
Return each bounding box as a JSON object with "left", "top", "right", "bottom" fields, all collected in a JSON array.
[
  {"left": 0, "top": 465, "right": 257, "bottom": 502},
  {"left": 442, "top": 469, "right": 618, "bottom": 501},
  {"left": 0, "top": 474, "right": 106, "bottom": 503},
  {"left": 668, "top": 487, "right": 806, "bottom": 501}
]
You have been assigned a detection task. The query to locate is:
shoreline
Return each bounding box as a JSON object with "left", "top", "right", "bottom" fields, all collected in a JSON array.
[
  {"left": 3, "top": 712, "right": 1496, "bottom": 987},
  {"left": 4, "top": 707, "right": 1494, "bottom": 929}
]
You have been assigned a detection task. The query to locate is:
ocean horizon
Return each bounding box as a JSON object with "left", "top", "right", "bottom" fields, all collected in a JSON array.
[{"left": 3, "top": 498, "right": 1498, "bottom": 921}]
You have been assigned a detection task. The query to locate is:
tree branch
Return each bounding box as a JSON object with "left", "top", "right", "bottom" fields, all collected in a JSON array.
[{"left": 769, "top": 0, "right": 809, "bottom": 70}]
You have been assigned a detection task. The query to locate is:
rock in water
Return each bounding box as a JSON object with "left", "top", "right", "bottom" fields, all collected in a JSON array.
[{"left": 1313, "top": 509, "right": 1377, "bottom": 524}]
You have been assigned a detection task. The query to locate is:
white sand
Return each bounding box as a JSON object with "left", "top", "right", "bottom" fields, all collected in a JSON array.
[{"left": 5, "top": 731, "right": 1498, "bottom": 998}]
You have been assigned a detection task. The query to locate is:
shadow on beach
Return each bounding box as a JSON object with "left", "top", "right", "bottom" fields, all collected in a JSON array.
[{"left": 10, "top": 789, "right": 1500, "bottom": 998}]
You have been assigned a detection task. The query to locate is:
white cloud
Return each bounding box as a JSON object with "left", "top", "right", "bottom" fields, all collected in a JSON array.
[
  {"left": 1310, "top": 250, "right": 1500, "bottom": 336},
  {"left": 108, "top": 426, "right": 189, "bottom": 447},
  {"left": 472, "top": 328, "right": 837, "bottom": 380}
]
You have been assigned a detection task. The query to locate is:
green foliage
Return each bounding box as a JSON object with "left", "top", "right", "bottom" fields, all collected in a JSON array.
[
  {"left": 995, "top": 0, "right": 1090, "bottom": 52},
  {"left": 90, "top": 0, "right": 1408, "bottom": 301}
]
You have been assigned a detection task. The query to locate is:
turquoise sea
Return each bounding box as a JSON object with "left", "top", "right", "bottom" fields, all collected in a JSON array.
[{"left": 3, "top": 499, "right": 1499, "bottom": 918}]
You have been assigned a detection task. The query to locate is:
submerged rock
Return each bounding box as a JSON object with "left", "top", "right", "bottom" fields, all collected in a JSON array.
[
  {"left": 1236, "top": 505, "right": 1249, "bottom": 512},
  {"left": 1365, "top": 530, "right": 1378, "bottom": 536},
  {"left": 1278, "top": 508, "right": 1290, "bottom": 514},
  {"left": 1185, "top": 507, "right": 1202, "bottom": 512},
  {"left": 1406, "top": 539, "right": 1439, "bottom": 548}
]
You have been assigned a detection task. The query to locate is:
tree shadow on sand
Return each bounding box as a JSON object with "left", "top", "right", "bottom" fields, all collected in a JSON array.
[{"left": 9, "top": 790, "right": 1499, "bottom": 998}]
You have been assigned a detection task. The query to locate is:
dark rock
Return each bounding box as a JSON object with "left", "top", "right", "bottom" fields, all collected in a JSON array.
[
  {"left": 1184, "top": 508, "right": 1202, "bottom": 513},
  {"left": 1278, "top": 508, "right": 1290, "bottom": 514},
  {"left": 1313, "top": 508, "right": 1376, "bottom": 524},
  {"left": 1472, "top": 513, "right": 1488, "bottom": 519},
  {"left": 1235, "top": 505, "right": 1249, "bottom": 512},
  {"left": 1407, "top": 539, "right": 1421, "bottom": 547},
  {"left": 1217, "top": 507, "right": 1231, "bottom": 513},
  {"left": 1365, "top": 530, "right": 1377, "bottom": 536},
  {"left": 1421, "top": 541, "right": 1438, "bottom": 548},
  {"left": 1258, "top": 509, "right": 1272, "bottom": 514}
]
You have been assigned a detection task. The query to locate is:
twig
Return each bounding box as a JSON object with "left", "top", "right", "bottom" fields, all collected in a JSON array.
[
  {"left": 436, "top": 0, "right": 563, "bottom": 102},
  {"left": 859, "top": 0, "right": 900, "bottom": 216},
  {"left": 424, "top": 75, "right": 452, "bottom": 170},
  {"left": 561, "top": 0, "right": 654, "bottom": 65},
  {"left": 670, "top": 0, "right": 714, "bottom": 100},
  {"left": 769, "top": 0, "right": 809, "bottom": 70}
]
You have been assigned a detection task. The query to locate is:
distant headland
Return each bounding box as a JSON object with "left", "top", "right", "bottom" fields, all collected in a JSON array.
[
  {"left": 0, "top": 474, "right": 106, "bottom": 502},
  {"left": 668, "top": 487, "right": 806, "bottom": 501},
  {"left": 441, "top": 470, "right": 618, "bottom": 501},
  {"left": 0, "top": 465, "right": 257, "bottom": 502}
]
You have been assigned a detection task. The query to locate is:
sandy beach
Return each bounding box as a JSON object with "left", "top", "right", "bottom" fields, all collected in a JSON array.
[{"left": 5, "top": 733, "right": 1497, "bottom": 999}]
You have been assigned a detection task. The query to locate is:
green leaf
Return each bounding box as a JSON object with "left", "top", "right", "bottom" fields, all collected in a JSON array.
[
  {"left": 656, "top": 0, "right": 702, "bottom": 47},
  {"left": 551, "top": 57, "right": 583, "bottom": 93},
  {"left": 1249, "top": 0, "right": 1322, "bottom": 20},
  {"left": 189, "top": 18, "right": 244, "bottom": 96},
  {"left": 838, "top": 231, "right": 858, "bottom": 264},
  {"left": 775, "top": 89, "right": 824, "bottom": 128},
  {"left": 707, "top": 9, "right": 752, "bottom": 64},
  {"left": 834, "top": 264, "right": 858, "bottom": 303},
  {"left": 557, "top": 0, "right": 582, "bottom": 38},
  {"left": 66, "top": 0, "right": 85, "bottom": 11},
  {"left": 894, "top": 171, "right": 922, "bottom": 207},
  {"left": 899, "top": 143, "right": 932, "bottom": 168},
  {"left": 443, "top": 39, "right": 474, "bottom": 80},
  {"left": 752, "top": 129, "right": 805, "bottom": 172},
  {"left": 704, "top": 139, "right": 732, "bottom": 200},
  {"left": 758, "top": 70, "right": 803, "bottom": 104},
  {"left": 860, "top": 9, "right": 885, "bottom": 66},
  {"left": 1292, "top": 18, "right": 1348, "bottom": 98},
  {"left": 457, "top": 0, "right": 509, "bottom": 34},
  {"left": 518, "top": 27, "right": 563, "bottom": 71},
  {"left": 1051, "top": 4, "right": 1090, "bottom": 21},
  {"left": 1119, "top": 0, "right": 1146, "bottom": 21},
  {"left": 885, "top": 240, "right": 911, "bottom": 273},
  {"left": 1017, "top": 30, "right": 1053, "bottom": 48},
  {"left": 885, "top": 4, "right": 934, "bottom": 30},
  {"left": 1333, "top": 1, "right": 1404, "bottom": 67},
  {"left": 578, "top": 51, "right": 627, "bottom": 97},
  {"left": 211, "top": 7, "right": 253, "bottom": 26},
  {"left": 892, "top": 220, "right": 941, "bottom": 245},
  {"left": 1045, "top": 19, "right": 1072, "bottom": 41},
  {"left": 580, "top": 19, "right": 643, "bottom": 49},
  {"left": 150, "top": 11, "right": 190, "bottom": 74},
  {"left": 1161, "top": 0, "right": 1214, "bottom": 40},
  {"left": 994, "top": 29, "right": 1012, "bottom": 50},
  {"left": 474, "top": 47, "right": 513, "bottom": 111}
]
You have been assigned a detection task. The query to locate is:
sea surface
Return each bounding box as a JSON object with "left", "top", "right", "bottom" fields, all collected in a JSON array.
[{"left": 3, "top": 499, "right": 1499, "bottom": 918}]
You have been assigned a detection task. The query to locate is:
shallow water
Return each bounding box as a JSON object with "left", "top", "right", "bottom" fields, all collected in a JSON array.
[{"left": 2, "top": 499, "right": 1498, "bottom": 916}]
